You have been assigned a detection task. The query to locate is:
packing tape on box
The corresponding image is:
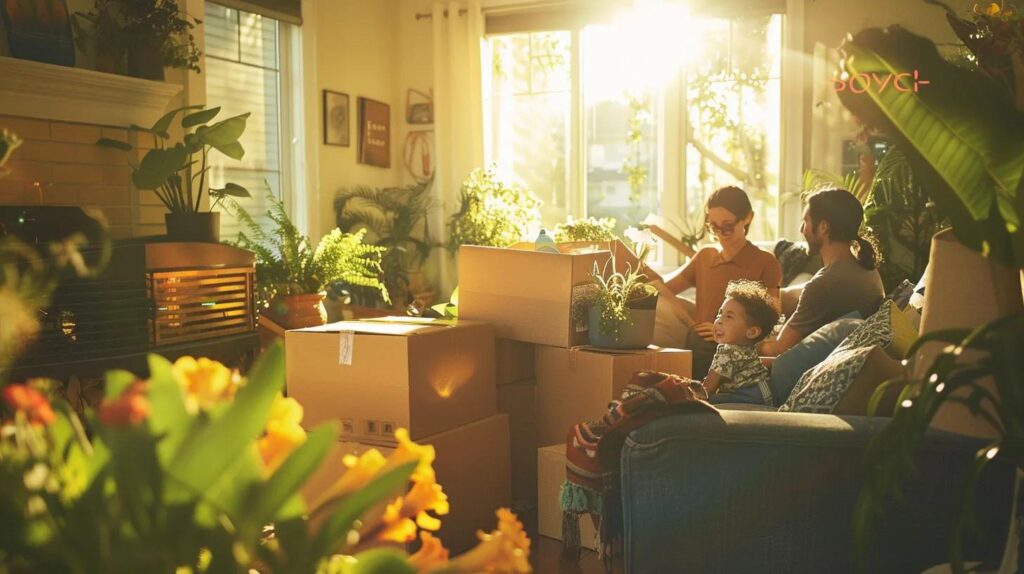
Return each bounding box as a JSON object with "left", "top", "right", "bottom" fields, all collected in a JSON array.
[{"left": 338, "top": 330, "right": 354, "bottom": 365}]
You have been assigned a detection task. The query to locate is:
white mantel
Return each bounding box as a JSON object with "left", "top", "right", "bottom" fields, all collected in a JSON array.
[{"left": 0, "top": 56, "right": 182, "bottom": 128}]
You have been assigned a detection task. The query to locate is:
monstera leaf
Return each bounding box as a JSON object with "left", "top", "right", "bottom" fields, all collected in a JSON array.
[{"left": 836, "top": 26, "right": 1024, "bottom": 266}]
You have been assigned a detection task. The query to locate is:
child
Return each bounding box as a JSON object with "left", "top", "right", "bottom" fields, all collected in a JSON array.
[{"left": 702, "top": 280, "right": 779, "bottom": 406}]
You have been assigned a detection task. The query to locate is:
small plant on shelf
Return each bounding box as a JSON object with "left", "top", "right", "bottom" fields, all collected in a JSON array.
[
  {"left": 228, "top": 189, "right": 390, "bottom": 328},
  {"left": 447, "top": 166, "right": 542, "bottom": 253},
  {"left": 553, "top": 216, "right": 617, "bottom": 243}
]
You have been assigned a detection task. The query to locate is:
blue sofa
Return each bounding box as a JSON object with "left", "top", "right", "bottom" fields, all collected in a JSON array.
[{"left": 621, "top": 409, "right": 1017, "bottom": 573}]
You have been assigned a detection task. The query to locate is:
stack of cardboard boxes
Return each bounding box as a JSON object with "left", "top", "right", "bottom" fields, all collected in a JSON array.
[
  {"left": 459, "top": 242, "right": 692, "bottom": 548},
  {"left": 285, "top": 317, "right": 510, "bottom": 552}
]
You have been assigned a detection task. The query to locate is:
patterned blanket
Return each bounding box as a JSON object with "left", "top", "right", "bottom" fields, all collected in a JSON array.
[{"left": 559, "top": 371, "right": 717, "bottom": 569}]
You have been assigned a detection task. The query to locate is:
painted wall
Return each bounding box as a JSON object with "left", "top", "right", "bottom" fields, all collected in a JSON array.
[{"left": 309, "top": 0, "right": 402, "bottom": 239}]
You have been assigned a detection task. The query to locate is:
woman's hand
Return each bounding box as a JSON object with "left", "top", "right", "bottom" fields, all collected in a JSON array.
[{"left": 693, "top": 322, "right": 716, "bottom": 342}]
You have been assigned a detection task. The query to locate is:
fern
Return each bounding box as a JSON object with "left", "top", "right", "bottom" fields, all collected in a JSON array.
[{"left": 228, "top": 188, "right": 390, "bottom": 306}]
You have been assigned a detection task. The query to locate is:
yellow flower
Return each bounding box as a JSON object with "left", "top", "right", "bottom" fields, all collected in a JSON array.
[
  {"left": 385, "top": 428, "right": 436, "bottom": 483},
  {"left": 409, "top": 532, "right": 449, "bottom": 572},
  {"left": 374, "top": 476, "right": 449, "bottom": 543},
  {"left": 172, "top": 356, "right": 238, "bottom": 412},
  {"left": 437, "top": 508, "right": 532, "bottom": 574},
  {"left": 257, "top": 394, "right": 306, "bottom": 473}
]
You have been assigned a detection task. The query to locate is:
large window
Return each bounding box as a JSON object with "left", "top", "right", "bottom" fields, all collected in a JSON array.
[
  {"left": 483, "top": 8, "right": 785, "bottom": 248},
  {"left": 205, "top": 2, "right": 298, "bottom": 240}
]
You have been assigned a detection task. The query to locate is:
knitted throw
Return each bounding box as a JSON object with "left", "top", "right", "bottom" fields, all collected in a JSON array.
[{"left": 559, "top": 370, "right": 717, "bottom": 570}]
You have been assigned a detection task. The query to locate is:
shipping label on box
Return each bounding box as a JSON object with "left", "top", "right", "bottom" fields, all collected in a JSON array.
[
  {"left": 303, "top": 414, "right": 511, "bottom": 554},
  {"left": 535, "top": 345, "right": 692, "bottom": 446},
  {"left": 286, "top": 319, "right": 496, "bottom": 444},
  {"left": 538, "top": 444, "right": 597, "bottom": 550}
]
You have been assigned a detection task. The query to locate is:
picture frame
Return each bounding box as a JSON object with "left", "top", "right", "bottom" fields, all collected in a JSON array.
[
  {"left": 323, "top": 90, "right": 350, "bottom": 147},
  {"left": 358, "top": 97, "right": 390, "bottom": 168},
  {"left": 406, "top": 88, "right": 433, "bottom": 124}
]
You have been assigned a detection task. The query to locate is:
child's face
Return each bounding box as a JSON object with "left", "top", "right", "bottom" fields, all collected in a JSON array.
[{"left": 713, "top": 298, "right": 761, "bottom": 345}]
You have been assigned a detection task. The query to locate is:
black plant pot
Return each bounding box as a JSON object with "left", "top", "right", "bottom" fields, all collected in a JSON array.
[
  {"left": 165, "top": 212, "right": 220, "bottom": 243},
  {"left": 127, "top": 41, "right": 165, "bottom": 81}
]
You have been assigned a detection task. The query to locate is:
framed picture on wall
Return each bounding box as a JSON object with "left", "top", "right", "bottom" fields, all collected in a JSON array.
[
  {"left": 358, "top": 97, "right": 390, "bottom": 168},
  {"left": 323, "top": 90, "right": 350, "bottom": 147}
]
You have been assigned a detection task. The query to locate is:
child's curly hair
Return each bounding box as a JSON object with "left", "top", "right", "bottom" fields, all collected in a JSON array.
[{"left": 724, "top": 280, "right": 779, "bottom": 342}]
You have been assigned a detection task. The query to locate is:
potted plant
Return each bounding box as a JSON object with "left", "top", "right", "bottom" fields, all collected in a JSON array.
[
  {"left": 553, "top": 216, "right": 617, "bottom": 243},
  {"left": 98, "top": 105, "right": 251, "bottom": 242},
  {"left": 228, "top": 190, "right": 390, "bottom": 329},
  {"left": 573, "top": 233, "right": 658, "bottom": 349},
  {"left": 447, "top": 166, "right": 542, "bottom": 253},
  {"left": 72, "top": 0, "right": 201, "bottom": 79},
  {"left": 334, "top": 179, "right": 436, "bottom": 309}
]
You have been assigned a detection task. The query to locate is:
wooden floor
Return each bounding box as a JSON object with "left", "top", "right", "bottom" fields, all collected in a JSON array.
[{"left": 530, "top": 536, "right": 622, "bottom": 574}]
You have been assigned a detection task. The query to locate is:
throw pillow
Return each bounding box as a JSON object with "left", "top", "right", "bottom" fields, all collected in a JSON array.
[
  {"left": 780, "top": 346, "right": 877, "bottom": 413},
  {"left": 887, "top": 279, "right": 917, "bottom": 309},
  {"left": 836, "top": 299, "right": 894, "bottom": 352},
  {"left": 769, "top": 311, "right": 862, "bottom": 406},
  {"left": 832, "top": 346, "right": 907, "bottom": 416},
  {"left": 885, "top": 303, "right": 920, "bottom": 360}
]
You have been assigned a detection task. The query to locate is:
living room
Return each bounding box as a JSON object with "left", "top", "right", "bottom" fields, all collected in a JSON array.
[{"left": 0, "top": 0, "right": 1021, "bottom": 572}]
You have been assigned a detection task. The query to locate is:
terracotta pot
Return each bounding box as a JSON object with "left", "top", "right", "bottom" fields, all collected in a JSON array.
[
  {"left": 914, "top": 229, "right": 1024, "bottom": 438},
  {"left": 165, "top": 212, "right": 220, "bottom": 243},
  {"left": 266, "top": 293, "right": 327, "bottom": 330}
]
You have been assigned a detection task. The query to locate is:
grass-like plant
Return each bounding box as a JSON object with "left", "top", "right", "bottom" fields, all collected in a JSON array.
[
  {"left": 572, "top": 241, "right": 656, "bottom": 337},
  {"left": 553, "top": 216, "right": 617, "bottom": 243},
  {"left": 227, "top": 190, "right": 389, "bottom": 307}
]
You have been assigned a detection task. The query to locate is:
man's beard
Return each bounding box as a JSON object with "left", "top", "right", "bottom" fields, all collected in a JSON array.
[{"left": 806, "top": 234, "right": 822, "bottom": 256}]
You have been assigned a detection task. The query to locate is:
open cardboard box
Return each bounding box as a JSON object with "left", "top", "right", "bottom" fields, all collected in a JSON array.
[
  {"left": 535, "top": 345, "right": 692, "bottom": 446},
  {"left": 459, "top": 239, "right": 641, "bottom": 348},
  {"left": 286, "top": 317, "right": 496, "bottom": 445}
]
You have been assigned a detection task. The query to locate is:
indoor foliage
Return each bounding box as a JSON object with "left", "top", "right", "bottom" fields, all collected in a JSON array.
[
  {"left": 552, "top": 216, "right": 617, "bottom": 243},
  {"left": 572, "top": 234, "right": 654, "bottom": 337},
  {"left": 229, "top": 191, "right": 390, "bottom": 307},
  {"left": 98, "top": 105, "right": 251, "bottom": 213},
  {"left": 0, "top": 346, "right": 532, "bottom": 573},
  {"left": 447, "top": 167, "right": 541, "bottom": 253}
]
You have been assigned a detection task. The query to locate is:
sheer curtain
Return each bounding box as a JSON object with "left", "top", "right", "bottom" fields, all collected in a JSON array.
[{"left": 430, "top": 0, "right": 484, "bottom": 296}]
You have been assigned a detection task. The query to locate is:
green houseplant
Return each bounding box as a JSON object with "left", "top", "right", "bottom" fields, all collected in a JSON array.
[
  {"left": 447, "top": 167, "right": 542, "bottom": 253},
  {"left": 334, "top": 179, "right": 435, "bottom": 309},
  {"left": 72, "top": 0, "right": 202, "bottom": 79},
  {"left": 553, "top": 216, "right": 617, "bottom": 243},
  {"left": 229, "top": 191, "right": 390, "bottom": 329},
  {"left": 98, "top": 105, "right": 251, "bottom": 242}
]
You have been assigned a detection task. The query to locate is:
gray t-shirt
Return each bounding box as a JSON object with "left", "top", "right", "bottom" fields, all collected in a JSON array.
[{"left": 787, "top": 259, "right": 884, "bottom": 336}]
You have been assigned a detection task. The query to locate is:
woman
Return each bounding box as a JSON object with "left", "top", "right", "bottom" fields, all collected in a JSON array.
[{"left": 646, "top": 186, "right": 782, "bottom": 379}]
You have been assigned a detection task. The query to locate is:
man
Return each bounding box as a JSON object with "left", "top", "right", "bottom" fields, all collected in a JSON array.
[{"left": 759, "top": 188, "right": 884, "bottom": 357}]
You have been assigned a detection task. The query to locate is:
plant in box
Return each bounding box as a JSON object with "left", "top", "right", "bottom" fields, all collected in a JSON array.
[
  {"left": 447, "top": 166, "right": 542, "bottom": 253},
  {"left": 572, "top": 230, "right": 658, "bottom": 349},
  {"left": 97, "top": 105, "right": 251, "bottom": 242},
  {"left": 228, "top": 189, "right": 390, "bottom": 329}
]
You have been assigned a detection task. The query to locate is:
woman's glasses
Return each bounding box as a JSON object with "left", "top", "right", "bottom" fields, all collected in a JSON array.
[{"left": 706, "top": 220, "right": 738, "bottom": 236}]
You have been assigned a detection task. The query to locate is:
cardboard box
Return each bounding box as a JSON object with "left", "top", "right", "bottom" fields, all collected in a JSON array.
[
  {"left": 535, "top": 345, "right": 692, "bottom": 446},
  {"left": 496, "top": 338, "right": 535, "bottom": 385},
  {"left": 302, "top": 414, "right": 511, "bottom": 554},
  {"left": 460, "top": 242, "right": 626, "bottom": 348},
  {"left": 497, "top": 379, "right": 538, "bottom": 505},
  {"left": 286, "top": 318, "right": 496, "bottom": 444},
  {"left": 538, "top": 444, "right": 597, "bottom": 550}
]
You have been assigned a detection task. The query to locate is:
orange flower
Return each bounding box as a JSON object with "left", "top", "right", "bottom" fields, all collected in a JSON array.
[
  {"left": 257, "top": 394, "right": 306, "bottom": 473},
  {"left": 98, "top": 381, "right": 150, "bottom": 427},
  {"left": 439, "top": 508, "right": 532, "bottom": 573},
  {"left": 171, "top": 356, "right": 238, "bottom": 412},
  {"left": 409, "top": 532, "right": 449, "bottom": 572},
  {"left": 2, "top": 382, "right": 55, "bottom": 426}
]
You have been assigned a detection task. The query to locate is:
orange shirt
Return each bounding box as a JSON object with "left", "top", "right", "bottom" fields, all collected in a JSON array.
[{"left": 678, "top": 242, "right": 782, "bottom": 324}]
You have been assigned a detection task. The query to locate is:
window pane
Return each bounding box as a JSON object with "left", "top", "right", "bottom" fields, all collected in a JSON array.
[
  {"left": 484, "top": 32, "right": 572, "bottom": 226},
  {"left": 684, "top": 14, "right": 782, "bottom": 240},
  {"left": 582, "top": 25, "right": 659, "bottom": 235},
  {"left": 204, "top": 3, "right": 239, "bottom": 62},
  {"left": 205, "top": 3, "right": 284, "bottom": 241}
]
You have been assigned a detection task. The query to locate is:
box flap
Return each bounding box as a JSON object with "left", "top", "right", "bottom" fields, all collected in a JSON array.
[{"left": 295, "top": 320, "right": 437, "bottom": 336}]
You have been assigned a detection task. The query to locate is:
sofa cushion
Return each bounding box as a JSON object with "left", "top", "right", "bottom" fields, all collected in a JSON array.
[
  {"left": 832, "top": 346, "right": 906, "bottom": 415},
  {"left": 836, "top": 299, "right": 894, "bottom": 352},
  {"left": 886, "top": 302, "right": 920, "bottom": 360},
  {"left": 769, "top": 311, "right": 862, "bottom": 405},
  {"left": 780, "top": 346, "right": 878, "bottom": 413}
]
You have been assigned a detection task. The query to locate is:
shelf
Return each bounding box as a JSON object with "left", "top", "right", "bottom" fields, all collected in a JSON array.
[{"left": 0, "top": 56, "right": 183, "bottom": 128}]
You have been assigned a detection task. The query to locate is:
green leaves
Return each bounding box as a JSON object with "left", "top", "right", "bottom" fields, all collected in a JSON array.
[
  {"left": 96, "top": 138, "right": 133, "bottom": 151},
  {"left": 132, "top": 145, "right": 188, "bottom": 190},
  {"left": 196, "top": 113, "right": 250, "bottom": 147},
  {"left": 837, "top": 26, "right": 1024, "bottom": 265},
  {"left": 183, "top": 107, "right": 221, "bottom": 128},
  {"left": 210, "top": 182, "right": 250, "bottom": 199}
]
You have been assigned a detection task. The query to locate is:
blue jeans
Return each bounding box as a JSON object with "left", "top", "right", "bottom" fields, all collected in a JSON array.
[{"left": 709, "top": 385, "right": 768, "bottom": 406}]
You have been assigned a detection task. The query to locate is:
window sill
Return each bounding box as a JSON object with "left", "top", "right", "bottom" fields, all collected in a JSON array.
[{"left": 0, "top": 56, "right": 183, "bottom": 127}]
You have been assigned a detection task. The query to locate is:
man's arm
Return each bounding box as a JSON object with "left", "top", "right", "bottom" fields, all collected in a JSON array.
[{"left": 758, "top": 325, "right": 804, "bottom": 357}]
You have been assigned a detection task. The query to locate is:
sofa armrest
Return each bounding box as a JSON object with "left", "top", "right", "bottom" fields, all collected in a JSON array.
[{"left": 621, "top": 410, "right": 1014, "bottom": 574}]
